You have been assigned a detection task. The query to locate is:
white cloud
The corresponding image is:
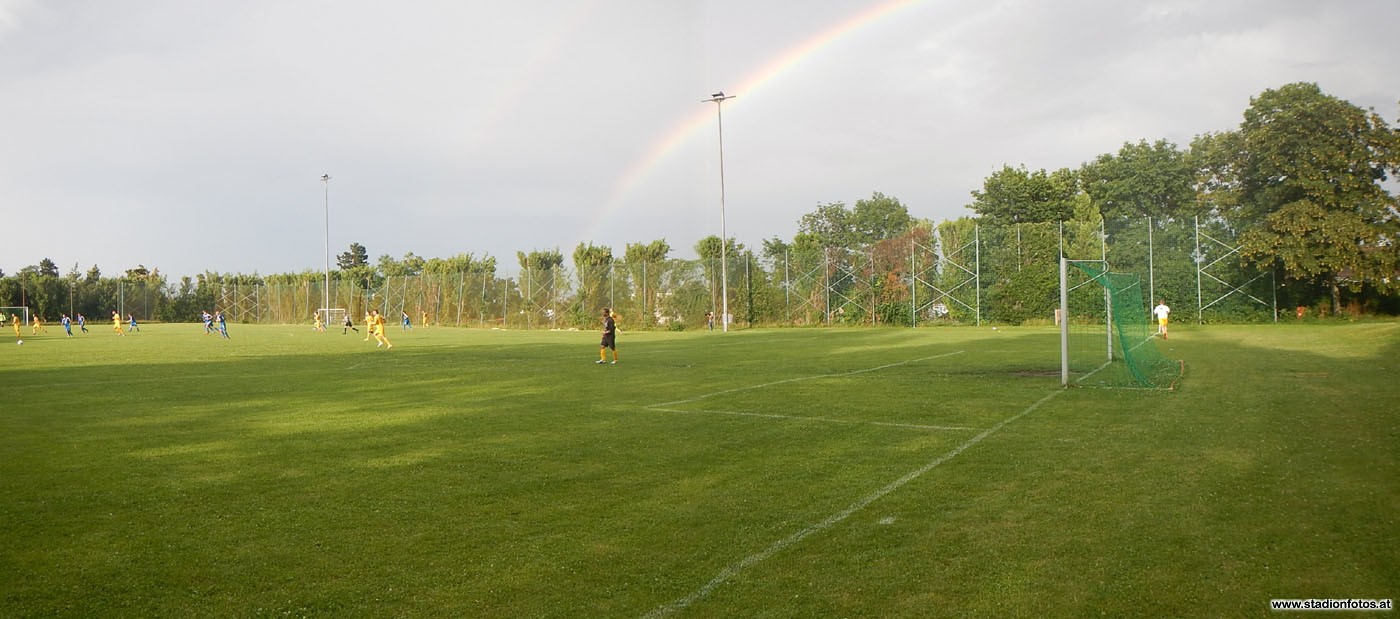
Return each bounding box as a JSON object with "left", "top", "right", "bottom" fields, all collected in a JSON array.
[{"left": 1, "top": 0, "right": 1397, "bottom": 276}]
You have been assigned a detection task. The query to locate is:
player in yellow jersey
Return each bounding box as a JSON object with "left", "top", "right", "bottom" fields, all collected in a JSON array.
[
  {"left": 370, "top": 309, "right": 393, "bottom": 349},
  {"left": 11, "top": 314, "right": 20, "bottom": 342},
  {"left": 112, "top": 310, "right": 124, "bottom": 335},
  {"left": 313, "top": 313, "right": 324, "bottom": 332},
  {"left": 363, "top": 311, "right": 373, "bottom": 341},
  {"left": 32, "top": 314, "right": 48, "bottom": 335}
]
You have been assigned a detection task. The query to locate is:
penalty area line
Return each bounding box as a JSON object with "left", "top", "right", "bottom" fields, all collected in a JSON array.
[
  {"left": 648, "top": 350, "right": 965, "bottom": 409},
  {"left": 640, "top": 387, "right": 1064, "bottom": 619},
  {"left": 645, "top": 406, "right": 980, "bottom": 432}
]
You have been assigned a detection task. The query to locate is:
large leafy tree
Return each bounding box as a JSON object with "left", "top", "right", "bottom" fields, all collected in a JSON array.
[
  {"left": 516, "top": 249, "right": 563, "bottom": 272},
  {"left": 624, "top": 239, "right": 670, "bottom": 325},
  {"left": 572, "top": 242, "right": 613, "bottom": 320},
  {"left": 850, "top": 192, "right": 914, "bottom": 245},
  {"left": 378, "top": 252, "right": 425, "bottom": 277},
  {"left": 796, "top": 201, "right": 855, "bottom": 249},
  {"left": 1081, "top": 139, "right": 1197, "bottom": 224},
  {"left": 1199, "top": 82, "right": 1400, "bottom": 313},
  {"left": 336, "top": 242, "right": 370, "bottom": 270},
  {"left": 969, "top": 165, "right": 1078, "bottom": 224}
]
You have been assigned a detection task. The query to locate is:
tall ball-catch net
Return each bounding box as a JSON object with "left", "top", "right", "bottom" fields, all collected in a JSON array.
[{"left": 1060, "top": 260, "right": 1181, "bottom": 389}]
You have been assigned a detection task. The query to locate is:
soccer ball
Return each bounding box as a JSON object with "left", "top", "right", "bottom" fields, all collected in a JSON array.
[{"left": 16, "top": 340, "right": 22, "bottom": 345}]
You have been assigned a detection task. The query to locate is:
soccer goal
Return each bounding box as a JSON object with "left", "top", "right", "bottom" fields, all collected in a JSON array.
[
  {"left": 1059, "top": 259, "right": 1180, "bottom": 389},
  {"left": 317, "top": 308, "right": 348, "bottom": 327},
  {"left": 1, "top": 306, "right": 31, "bottom": 326}
]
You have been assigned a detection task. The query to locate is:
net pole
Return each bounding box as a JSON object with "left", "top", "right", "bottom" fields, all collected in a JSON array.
[
  {"left": 974, "top": 224, "right": 981, "bottom": 327},
  {"left": 1102, "top": 219, "right": 1112, "bottom": 362},
  {"left": 1271, "top": 266, "right": 1278, "bottom": 323},
  {"left": 1147, "top": 216, "right": 1155, "bottom": 308},
  {"left": 1195, "top": 215, "right": 1203, "bottom": 325},
  {"left": 1060, "top": 256, "right": 1069, "bottom": 387},
  {"left": 910, "top": 239, "right": 917, "bottom": 328}
]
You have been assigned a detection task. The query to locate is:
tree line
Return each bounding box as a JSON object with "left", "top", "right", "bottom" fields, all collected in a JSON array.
[{"left": 3, "top": 82, "right": 1397, "bottom": 325}]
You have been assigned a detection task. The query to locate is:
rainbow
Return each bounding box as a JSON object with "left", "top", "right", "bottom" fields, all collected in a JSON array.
[{"left": 583, "top": 0, "right": 926, "bottom": 245}]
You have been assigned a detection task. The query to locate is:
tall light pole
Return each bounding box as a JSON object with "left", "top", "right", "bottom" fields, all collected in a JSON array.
[
  {"left": 321, "top": 174, "right": 331, "bottom": 323},
  {"left": 703, "top": 91, "right": 735, "bottom": 332}
]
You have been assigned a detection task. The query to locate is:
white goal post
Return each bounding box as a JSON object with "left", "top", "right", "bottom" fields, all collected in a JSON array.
[
  {"left": 1, "top": 306, "right": 31, "bottom": 326},
  {"left": 316, "top": 308, "right": 349, "bottom": 326},
  {"left": 1060, "top": 258, "right": 1113, "bottom": 387}
]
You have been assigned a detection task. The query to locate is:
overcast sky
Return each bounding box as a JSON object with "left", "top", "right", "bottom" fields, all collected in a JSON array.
[{"left": 3, "top": 0, "right": 1397, "bottom": 278}]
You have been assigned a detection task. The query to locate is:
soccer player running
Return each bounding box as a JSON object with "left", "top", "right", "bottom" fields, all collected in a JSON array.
[
  {"left": 596, "top": 307, "right": 618, "bottom": 364},
  {"left": 202, "top": 310, "right": 215, "bottom": 335},
  {"left": 128, "top": 314, "right": 140, "bottom": 332},
  {"left": 342, "top": 314, "right": 358, "bottom": 335},
  {"left": 363, "top": 311, "right": 373, "bottom": 341},
  {"left": 61, "top": 314, "right": 73, "bottom": 337},
  {"left": 32, "top": 314, "right": 48, "bottom": 335},
  {"left": 111, "top": 310, "right": 124, "bottom": 335},
  {"left": 401, "top": 310, "right": 412, "bottom": 331},
  {"left": 77, "top": 314, "right": 88, "bottom": 333},
  {"left": 370, "top": 309, "right": 393, "bottom": 349},
  {"left": 216, "top": 310, "right": 230, "bottom": 339},
  {"left": 1152, "top": 299, "right": 1171, "bottom": 339},
  {"left": 11, "top": 313, "right": 21, "bottom": 342}
]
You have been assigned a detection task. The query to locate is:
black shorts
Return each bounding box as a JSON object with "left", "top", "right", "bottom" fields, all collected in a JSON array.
[{"left": 600, "top": 334, "right": 615, "bottom": 349}]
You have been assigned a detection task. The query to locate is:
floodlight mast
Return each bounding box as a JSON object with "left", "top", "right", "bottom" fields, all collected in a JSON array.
[
  {"left": 703, "top": 91, "right": 735, "bottom": 332},
  {"left": 322, "top": 174, "right": 331, "bottom": 322}
]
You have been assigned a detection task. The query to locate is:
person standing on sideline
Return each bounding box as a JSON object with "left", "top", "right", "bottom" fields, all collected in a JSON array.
[
  {"left": 371, "top": 309, "right": 393, "bottom": 349},
  {"left": 128, "top": 314, "right": 140, "bottom": 332},
  {"left": 61, "top": 314, "right": 74, "bottom": 337},
  {"left": 597, "top": 307, "right": 618, "bottom": 364},
  {"left": 1152, "top": 300, "right": 1171, "bottom": 339},
  {"left": 216, "top": 310, "right": 230, "bottom": 339},
  {"left": 77, "top": 314, "right": 88, "bottom": 333},
  {"left": 112, "top": 310, "right": 124, "bottom": 335}
]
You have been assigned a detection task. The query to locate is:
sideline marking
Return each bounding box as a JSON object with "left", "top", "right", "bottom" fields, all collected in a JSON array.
[
  {"left": 646, "top": 406, "right": 979, "bottom": 432},
  {"left": 640, "top": 387, "right": 1064, "bottom": 619},
  {"left": 649, "top": 350, "right": 965, "bottom": 409}
]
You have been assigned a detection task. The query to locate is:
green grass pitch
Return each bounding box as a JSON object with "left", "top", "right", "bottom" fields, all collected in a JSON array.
[{"left": 2, "top": 322, "right": 1397, "bottom": 617}]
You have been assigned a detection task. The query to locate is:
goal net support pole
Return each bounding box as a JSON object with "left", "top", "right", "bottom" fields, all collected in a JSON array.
[{"left": 1060, "top": 257, "right": 1069, "bottom": 387}]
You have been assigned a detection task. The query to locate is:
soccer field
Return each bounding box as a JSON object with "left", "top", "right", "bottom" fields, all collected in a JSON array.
[{"left": 2, "top": 322, "right": 1397, "bottom": 617}]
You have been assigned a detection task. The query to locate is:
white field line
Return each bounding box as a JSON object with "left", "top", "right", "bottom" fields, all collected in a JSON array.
[
  {"left": 645, "top": 406, "right": 979, "bottom": 432},
  {"left": 1074, "top": 359, "right": 1113, "bottom": 384},
  {"left": 648, "top": 350, "right": 965, "bottom": 409},
  {"left": 1125, "top": 334, "right": 1156, "bottom": 354},
  {"left": 640, "top": 388, "right": 1065, "bottom": 619}
]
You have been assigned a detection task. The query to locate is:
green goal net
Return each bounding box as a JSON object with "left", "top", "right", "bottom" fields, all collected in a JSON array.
[{"left": 1060, "top": 260, "right": 1181, "bottom": 389}]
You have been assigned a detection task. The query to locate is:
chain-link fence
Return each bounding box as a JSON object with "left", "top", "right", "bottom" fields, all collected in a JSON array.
[{"left": 3, "top": 216, "right": 1280, "bottom": 328}]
